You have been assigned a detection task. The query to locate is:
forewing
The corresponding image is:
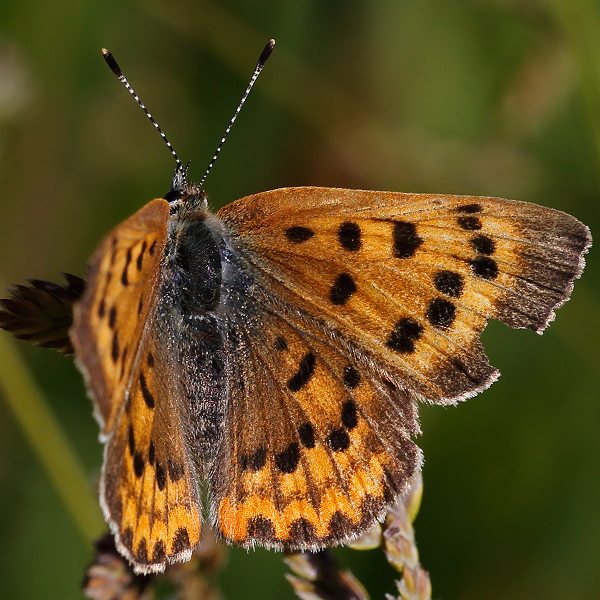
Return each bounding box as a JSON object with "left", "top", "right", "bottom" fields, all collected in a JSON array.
[
  {"left": 218, "top": 187, "right": 591, "bottom": 405},
  {"left": 71, "top": 199, "right": 169, "bottom": 434}
]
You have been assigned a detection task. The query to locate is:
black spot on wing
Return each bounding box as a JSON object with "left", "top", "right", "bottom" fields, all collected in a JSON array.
[
  {"left": 136, "top": 538, "right": 148, "bottom": 563},
  {"left": 470, "top": 257, "right": 498, "bottom": 279},
  {"left": 152, "top": 541, "right": 165, "bottom": 563},
  {"left": 341, "top": 400, "right": 358, "bottom": 430},
  {"left": 471, "top": 234, "right": 495, "bottom": 255},
  {"left": 285, "top": 226, "right": 314, "bottom": 243},
  {"left": 133, "top": 452, "right": 145, "bottom": 478},
  {"left": 330, "top": 273, "right": 356, "bottom": 305},
  {"left": 156, "top": 462, "right": 166, "bottom": 490},
  {"left": 289, "top": 518, "right": 316, "bottom": 543},
  {"left": 110, "top": 238, "right": 118, "bottom": 266},
  {"left": 426, "top": 298, "right": 457, "bottom": 329},
  {"left": 458, "top": 216, "right": 482, "bottom": 230},
  {"left": 148, "top": 441, "right": 155, "bottom": 465},
  {"left": 136, "top": 240, "right": 147, "bottom": 271},
  {"left": 327, "top": 427, "right": 350, "bottom": 452},
  {"left": 342, "top": 365, "right": 361, "bottom": 389},
  {"left": 386, "top": 318, "right": 423, "bottom": 353},
  {"left": 328, "top": 511, "right": 352, "bottom": 538},
  {"left": 298, "top": 423, "right": 315, "bottom": 449},
  {"left": 246, "top": 516, "right": 275, "bottom": 541},
  {"left": 456, "top": 203, "right": 482, "bottom": 213},
  {"left": 338, "top": 222, "right": 361, "bottom": 251},
  {"left": 121, "top": 247, "right": 132, "bottom": 286},
  {"left": 241, "top": 447, "right": 267, "bottom": 472},
  {"left": 287, "top": 352, "right": 316, "bottom": 392},
  {"left": 172, "top": 528, "right": 190, "bottom": 553},
  {"left": 139, "top": 372, "right": 155, "bottom": 409},
  {"left": 111, "top": 331, "right": 120, "bottom": 362},
  {"left": 275, "top": 442, "right": 300, "bottom": 474},
  {"left": 128, "top": 424, "right": 135, "bottom": 455},
  {"left": 393, "top": 221, "right": 423, "bottom": 258},
  {"left": 434, "top": 270, "right": 464, "bottom": 298}
]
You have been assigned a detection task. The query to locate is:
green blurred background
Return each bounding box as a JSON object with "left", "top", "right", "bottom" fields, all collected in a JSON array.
[{"left": 0, "top": 1, "right": 598, "bottom": 598}]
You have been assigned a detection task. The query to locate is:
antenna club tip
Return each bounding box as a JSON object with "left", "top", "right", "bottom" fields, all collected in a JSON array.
[
  {"left": 259, "top": 39, "right": 276, "bottom": 66},
  {"left": 101, "top": 48, "right": 123, "bottom": 77}
]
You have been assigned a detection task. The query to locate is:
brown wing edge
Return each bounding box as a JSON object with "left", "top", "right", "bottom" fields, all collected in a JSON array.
[{"left": 493, "top": 209, "right": 592, "bottom": 334}]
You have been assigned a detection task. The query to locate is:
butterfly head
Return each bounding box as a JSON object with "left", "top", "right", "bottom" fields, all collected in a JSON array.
[{"left": 164, "top": 162, "right": 207, "bottom": 213}]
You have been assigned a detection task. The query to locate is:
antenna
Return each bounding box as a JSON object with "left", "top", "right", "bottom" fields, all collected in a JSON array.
[
  {"left": 198, "top": 38, "right": 275, "bottom": 187},
  {"left": 101, "top": 39, "right": 275, "bottom": 189},
  {"left": 101, "top": 48, "right": 182, "bottom": 168}
]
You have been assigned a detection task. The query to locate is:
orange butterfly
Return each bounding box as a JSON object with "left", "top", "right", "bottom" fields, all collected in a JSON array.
[{"left": 17, "top": 42, "right": 594, "bottom": 573}]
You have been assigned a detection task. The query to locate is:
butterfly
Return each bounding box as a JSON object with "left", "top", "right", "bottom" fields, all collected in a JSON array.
[
  {"left": 69, "top": 172, "right": 591, "bottom": 573},
  {"left": 11, "top": 42, "right": 590, "bottom": 574}
]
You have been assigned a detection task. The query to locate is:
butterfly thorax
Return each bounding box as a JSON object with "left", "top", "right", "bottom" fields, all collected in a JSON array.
[{"left": 163, "top": 198, "right": 221, "bottom": 315}]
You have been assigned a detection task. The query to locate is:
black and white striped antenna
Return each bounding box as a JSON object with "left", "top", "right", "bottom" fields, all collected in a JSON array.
[
  {"left": 101, "top": 48, "right": 182, "bottom": 169},
  {"left": 101, "top": 39, "right": 275, "bottom": 188}
]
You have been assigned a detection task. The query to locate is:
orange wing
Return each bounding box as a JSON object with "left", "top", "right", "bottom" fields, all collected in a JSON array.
[
  {"left": 218, "top": 187, "right": 591, "bottom": 406},
  {"left": 212, "top": 303, "right": 420, "bottom": 550},
  {"left": 71, "top": 199, "right": 170, "bottom": 436},
  {"left": 71, "top": 199, "right": 202, "bottom": 573},
  {"left": 100, "top": 326, "right": 202, "bottom": 573}
]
